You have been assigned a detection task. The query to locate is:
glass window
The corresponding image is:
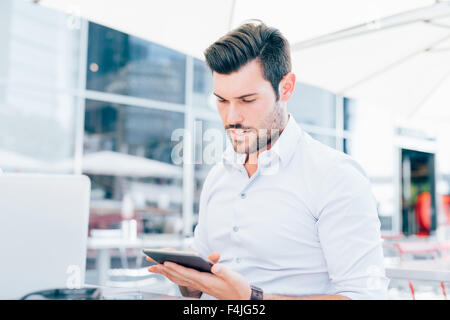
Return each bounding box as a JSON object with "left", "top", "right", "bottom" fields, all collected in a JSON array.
[
  {"left": 288, "top": 82, "right": 336, "bottom": 129},
  {"left": 84, "top": 100, "right": 185, "bottom": 234},
  {"left": 87, "top": 22, "right": 186, "bottom": 105},
  {"left": 192, "top": 58, "right": 213, "bottom": 109},
  {"left": 84, "top": 100, "right": 185, "bottom": 164},
  {"left": 0, "top": 0, "right": 81, "bottom": 89},
  {"left": 343, "top": 138, "right": 352, "bottom": 155},
  {"left": 0, "top": 85, "right": 78, "bottom": 173},
  {"left": 371, "top": 183, "right": 396, "bottom": 232},
  {"left": 193, "top": 119, "right": 225, "bottom": 216},
  {"left": 344, "top": 97, "right": 358, "bottom": 131},
  {"left": 0, "top": 0, "right": 83, "bottom": 174}
]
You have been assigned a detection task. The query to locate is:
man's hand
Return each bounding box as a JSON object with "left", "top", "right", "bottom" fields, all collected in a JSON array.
[{"left": 147, "top": 251, "right": 251, "bottom": 300}]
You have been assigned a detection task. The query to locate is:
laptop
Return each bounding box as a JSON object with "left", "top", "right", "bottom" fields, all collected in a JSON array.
[{"left": 0, "top": 173, "right": 91, "bottom": 299}]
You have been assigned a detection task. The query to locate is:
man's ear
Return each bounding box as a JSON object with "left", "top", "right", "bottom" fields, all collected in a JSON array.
[{"left": 278, "top": 72, "right": 296, "bottom": 102}]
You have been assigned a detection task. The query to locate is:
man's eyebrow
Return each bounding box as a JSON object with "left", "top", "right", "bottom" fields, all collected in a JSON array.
[
  {"left": 213, "top": 93, "right": 226, "bottom": 100},
  {"left": 235, "top": 93, "right": 258, "bottom": 99},
  {"left": 213, "top": 93, "right": 258, "bottom": 100}
]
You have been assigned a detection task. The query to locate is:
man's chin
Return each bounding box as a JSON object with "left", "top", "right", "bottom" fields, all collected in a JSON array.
[
  {"left": 232, "top": 143, "right": 248, "bottom": 155},
  {"left": 233, "top": 141, "right": 260, "bottom": 155}
]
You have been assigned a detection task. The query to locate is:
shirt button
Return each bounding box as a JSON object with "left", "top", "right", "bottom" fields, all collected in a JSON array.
[
  {"left": 236, "top": 257, "right": 241, "bottom": 263},
  {"left": 233, "top": 226, "right": 239, "bottom": 232},
  {"left": 240, "top": 193, "right": 246, "bottom": 199}
]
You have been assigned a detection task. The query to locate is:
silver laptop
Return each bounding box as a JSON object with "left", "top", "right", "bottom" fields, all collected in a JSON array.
[{"left": 0, "top": 173, "right": 91, "bottom": 299}]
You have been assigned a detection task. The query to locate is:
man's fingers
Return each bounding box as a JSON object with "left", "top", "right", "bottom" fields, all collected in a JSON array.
[
  {"left": 160, "top": 265, "right": 200, "bottom": 289},
  {"left": 149, "top": 264, "right": 193, "bottom": 287},
  {"left": 163, "top": 261, "right": 215, "bottom": 292},
  {"left": 145, "top": 256, "right": 156, "bottom": 263},
  {"left": 211, "top": 263, "right": 226, "bottom": 277},
  {"left": 211, "top": 263, "right": 240, "bottom": 285},
  {"left": 208, "top": 252, "right": 221, "bottom": 264},
  {"left": 148, "top": 265, "right": 162, "bottom": 274},
  {"left": 163, "top": 261, "right": 203, "bottom": 282}
]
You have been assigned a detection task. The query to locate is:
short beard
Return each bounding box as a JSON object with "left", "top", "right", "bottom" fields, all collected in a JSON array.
[{"left": 237, "top": 100, "right": 287, "bottom": 155}]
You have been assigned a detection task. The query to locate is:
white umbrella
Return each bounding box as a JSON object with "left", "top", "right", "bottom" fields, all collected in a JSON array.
[
  {"left": 38, "top": 0, "right": 448, "bottom": 122},
  {"left": 50, "top": 151, "right": 182, "bottom": 178},
  {"left": 81, "top": 151, "right": 183, "bottom": 178},
  {"left": 291, "top": 1, "right": 450, "bottom": 124},
  {"left": 40, "top": 0, "right": 434, "bottom": 58}
]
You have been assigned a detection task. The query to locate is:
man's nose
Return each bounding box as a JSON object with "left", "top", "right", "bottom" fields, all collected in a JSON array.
[{"left": 226, "top": 103, "right": 244, "bottom": 126}]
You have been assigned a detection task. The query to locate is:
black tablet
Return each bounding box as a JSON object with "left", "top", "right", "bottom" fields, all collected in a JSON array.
[{"left": 143, "top": 249, "right": 213, "bottom": 273}]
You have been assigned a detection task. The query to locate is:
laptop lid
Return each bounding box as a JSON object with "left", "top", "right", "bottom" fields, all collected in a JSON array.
[{"left": 0, "top": 173, "right": 91, "bottom": 299}]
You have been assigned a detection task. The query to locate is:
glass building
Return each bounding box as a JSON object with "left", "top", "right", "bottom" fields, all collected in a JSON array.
[
  {"left": 3, "top": 0, "right": 450, "bottom": 300},
  {"left": 0, "top": 0, "right": 386, "bottom": 238}
]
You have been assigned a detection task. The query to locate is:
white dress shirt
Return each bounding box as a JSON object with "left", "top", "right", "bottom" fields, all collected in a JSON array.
[{"left": 192, "top": 114, "right": 389, "bottom": 300}]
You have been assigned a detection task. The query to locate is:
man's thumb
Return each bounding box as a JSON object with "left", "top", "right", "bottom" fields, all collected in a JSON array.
[
  {"left": 211, "top": 263, "right": 226, "bottom": 277},
  {"left": 211, "top": 264, "right": 242, "bottom": 287}
]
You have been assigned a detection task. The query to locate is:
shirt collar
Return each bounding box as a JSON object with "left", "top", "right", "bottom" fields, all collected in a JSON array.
[{"left": 221, "top": 113, "right": 301, "bottom": 171}]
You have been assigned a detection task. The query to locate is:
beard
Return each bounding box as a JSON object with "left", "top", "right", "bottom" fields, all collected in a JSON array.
[{"left": 228, "top": 101, "right": 286, "bottom": 155}]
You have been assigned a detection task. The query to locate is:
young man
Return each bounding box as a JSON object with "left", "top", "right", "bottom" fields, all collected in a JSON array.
[{"left": 147, "top": 22, "right": 389, "bottom": 300}]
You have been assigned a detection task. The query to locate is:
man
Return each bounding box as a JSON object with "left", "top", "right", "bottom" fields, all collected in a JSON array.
[{"left": 147, "top": 21, "right": 389, "bottom": 300}]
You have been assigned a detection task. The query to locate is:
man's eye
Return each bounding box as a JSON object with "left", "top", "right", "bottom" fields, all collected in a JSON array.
[
  {"left": 242, "top": 99, "right": 256, "bottom": 103},
  {"left": 218, "top": 99, "right": 227, "bottom": 103}
]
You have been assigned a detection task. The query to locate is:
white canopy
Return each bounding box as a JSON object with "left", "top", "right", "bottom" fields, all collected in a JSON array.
[
  {"left": 81, "top": 151, "right": 182, "bottom": 178},
  {"left": 39, "top": 0, "right": 434, "bottom": 58},
  {"left": 291, "top": 1, "right": 450, "bottom": 125},
  {"left": 50, "top": 151, "right": 183, "bottom": 178},
  {"left": 39, "top": 0, "right": 450, "bottom": 124}
]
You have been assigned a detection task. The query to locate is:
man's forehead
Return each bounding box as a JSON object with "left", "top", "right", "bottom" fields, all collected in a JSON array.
[{"left": 212, "top": 60, "right": 270, "bottom": 98}]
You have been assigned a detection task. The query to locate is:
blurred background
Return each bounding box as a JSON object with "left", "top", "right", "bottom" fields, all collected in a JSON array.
[{"left": 1, "top": 0, "right": 450, "bottom": 299}]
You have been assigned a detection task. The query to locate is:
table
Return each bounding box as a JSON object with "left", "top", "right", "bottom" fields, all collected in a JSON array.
[
  {"left": 385, "top": 259, "right": 450, "bottom": 282},
  {"left": 100, "top": 286, "right": 197, "bottom": 300},
  {"left": 87, "top": 234, "right": 191, "bottom": 286},
  {"left": 21, "top": 284, "right": 197, "bottom": 300}
]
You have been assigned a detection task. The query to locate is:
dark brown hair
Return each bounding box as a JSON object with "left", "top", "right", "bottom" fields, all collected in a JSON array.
[{"left": 204, "top": 21, "right": 291, "bottom": 100}]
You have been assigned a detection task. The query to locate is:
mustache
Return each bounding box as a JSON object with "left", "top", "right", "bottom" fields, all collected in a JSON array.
[{"left": 225, "top": 123, "right": 254, "bottom": 130}]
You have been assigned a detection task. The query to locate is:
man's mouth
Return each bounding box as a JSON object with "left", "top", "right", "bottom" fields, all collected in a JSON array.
[{"left": 228, "top": 129, "right": 254, "bottom": 141}]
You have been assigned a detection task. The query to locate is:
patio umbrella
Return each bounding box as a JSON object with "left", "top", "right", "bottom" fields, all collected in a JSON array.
[
  {"left": 39, "top": 0, "right": 435, "bottom": 57},
  {"left": 291, "top": 1, "right": 450, "bottom": 125},
  {"left": 50, "top": 151, "right": 183, "bottom": 178},
  {"left": 80, "top": 151, "right": 182, "bottom": 178},
  {"left": 38, "top": 0, "right": 449, "bottom": 124}
]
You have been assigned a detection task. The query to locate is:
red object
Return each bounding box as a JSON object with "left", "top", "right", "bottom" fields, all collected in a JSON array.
[
  {"left": 443, "top": 195, "right": 450, "bottom": 225},
  {"left": 441, "top": 282, "right": 447, "bottom": 300},
  {"left": 381, "top": 234, "right": 404, "bottom": 240},
  {"left": 393, "top": 242, "right": 439, "bottom": 258},
  {"left": 414, "top": 192, "right": 431, "bottom": 237},
  {"left": 408, "top": 280, "right": 416, "bottom": 300},
  {"left": 393, "top": 241, "right": 440, "bottom": 300}
]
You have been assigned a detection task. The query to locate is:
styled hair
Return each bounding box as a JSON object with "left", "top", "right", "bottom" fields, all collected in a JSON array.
[{"left": 204, "top": 21, "right": 291, "bottom": 100}]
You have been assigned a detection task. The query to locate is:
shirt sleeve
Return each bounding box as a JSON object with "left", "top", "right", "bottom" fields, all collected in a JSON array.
[{"left": 315, "top": 159, "right": 390, "bottom": 300}]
